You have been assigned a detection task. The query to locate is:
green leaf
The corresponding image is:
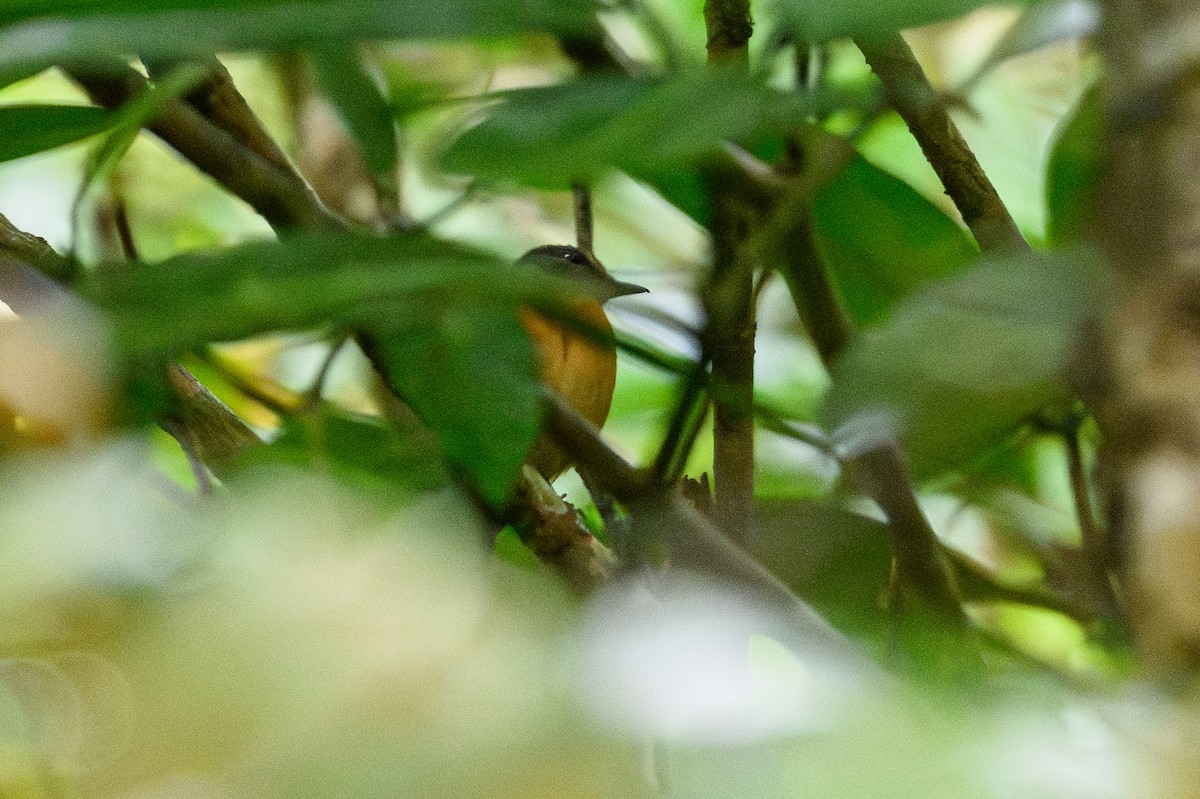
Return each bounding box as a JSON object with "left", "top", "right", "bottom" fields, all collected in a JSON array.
[
  {"left": 82, "top": 231, "right": 602, "bottom": 365},
  {"left": 755, "top": 498, "right": 892, "bottom": 642},
  {"left": 83, "top": 230, "right": 548, "bottom": 502},
  {"left": 0, "top": 104, "right": 114, "bottom": 163},
  {"left": 821, "top": 248, "right": 1112, "bottom": 479},
  {"left": 309, "top": 46, "right": 398, "bottom": 181},
  {"left": 442, "top": 70, "right": 799, "bottom": 189},
  {"left": 74, "top": 64, "right": 208, "bottom": 220},
  {"left": 772, "top": 0, "right": 1033, "bottom": 43},
  {"left": 365, "top": 301, "right": 540, "bottom": 506},
  {"left": 235, "top": 404, "right": 452, "bottom": 494},
  {"left": 1045, "top": 83, "right": 1101, "bottom": 245},
  {"left": 814, "top": 154, "right": 979, "bottom": 327},
  {"left": 0, "top": 0, "right": 599, "bottom": 77},
  {"left": 79, "top": 232, "right": 505, "bottom": 359}
]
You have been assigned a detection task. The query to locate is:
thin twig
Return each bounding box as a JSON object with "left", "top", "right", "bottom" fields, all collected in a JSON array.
[
  {"left": 302, "top": 336, "right": 350, "bottom": 411},
  {"left": 856, "top": 33, "right": 1030, "bottom": 254},
  {"left": 112, "top": 199, "right": 138, "bottom": 262},
  {"left": 572, "top": 181, "right": 594, "bottom": 255},
  {"left": 1063, "top": 416, "right": 1123, "bottom": 618},
  {"left": 651, "top": 365, "right": 710, "bottom": 483}
]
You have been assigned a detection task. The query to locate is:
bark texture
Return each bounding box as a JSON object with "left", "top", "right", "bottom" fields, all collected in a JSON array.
[{"left": 1098, "top": 0, "right": 1200, "bottom": 673}]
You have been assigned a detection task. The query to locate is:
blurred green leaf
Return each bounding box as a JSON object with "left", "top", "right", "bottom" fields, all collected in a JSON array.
[
  {"left": 814, "top": 154, "right": 979, "bottom": 327},
  {"left": 442, "top": 70, "right": 800, "bottom": 189},
  {"left": 75, "top": 64, "right": 208, "bottom": 212},
  {"left": 755, "top": 498, "right": 892, "bottom": 642},
  {"left": 821, "top": 248, "right": 1112, "bottom": 479},
  {"left": 235, "top": 404, "right": 452, "bottom": 494},
  {"left": 772, "top": 0, "right": 1034, "bottom": 43},
  {"left": 365, "top": 301, "right": 540, "bottom": 506},
  {"left": 0, "top": 104, "right": 114, "bottom": 163},
  {"left": 309, "top": 46, "right": 398, "bottom": 181},
  {"left": 81, "top": 231, "right": 546, "bottom": 502},
  {"left": 79, "top": 232, "right": 504, "bottom": 359},
  {"left": 1045, "top": 83, "right": 1101, "bottom": 244},
  {"left": 0, "top": 0, "right": 598, "bottom": 77}
]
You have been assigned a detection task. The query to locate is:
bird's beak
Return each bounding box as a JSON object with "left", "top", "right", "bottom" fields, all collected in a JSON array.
[{"left": 600, "top": 278, "right": 649, "bottom": 302}]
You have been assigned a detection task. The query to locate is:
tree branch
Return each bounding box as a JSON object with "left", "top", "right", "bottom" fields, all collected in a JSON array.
[
  {"left": 541, "top": 388, "right": 656, "bottom": 502},
  {"left": 65, "top": 60, "right": 345, "bottom": 233},
  {"left": 509, "top": 465, "right": 618, "bottom": 594},
  {"left": 703, "top": 0, "right": 754, "bottom": 63},
  {"left": 700, "top": 0, "right": 758, "bottom": 548},
  {"left": 572, "top": 181, "right": 594, "bottom": 255},
  {"left": 857, "top": 33, "right": 1030, "bottom": 254},
  {"left": 145, "top": 56, "right": 297, "bottom": 176}
]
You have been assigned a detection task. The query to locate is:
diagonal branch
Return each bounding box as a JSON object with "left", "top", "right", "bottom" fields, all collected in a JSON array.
[
  {"left": 857, "top": 33, "right": 1030, "bottom": 254},
  {"left": 65, "top": 60, "right": 345, "bottom": 233}
]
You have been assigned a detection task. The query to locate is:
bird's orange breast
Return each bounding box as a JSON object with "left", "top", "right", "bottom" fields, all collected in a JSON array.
[{"left": 520, "top": 301, "right": 617, "bottom": 480}]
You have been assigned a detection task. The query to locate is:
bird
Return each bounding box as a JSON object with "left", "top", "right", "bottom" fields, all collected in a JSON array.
[{"left": 516, "top": 244, "right": 646, "bottom": 482}]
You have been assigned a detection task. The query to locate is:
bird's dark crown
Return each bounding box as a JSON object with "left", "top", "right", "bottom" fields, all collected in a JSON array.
[{"left": 516, "top": 244, "right": 647, "bottom": 302}]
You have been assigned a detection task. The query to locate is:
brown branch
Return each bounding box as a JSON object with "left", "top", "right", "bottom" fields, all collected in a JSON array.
[
  {"left": 0, "top": 211, "right": 73, "bottom": 283},
  {"left": 777, "top": 207, "right": 853, "bottom": 365},
  {"left": 541, "top": 388, "right": 656, "bottom": 502},
  {"left": 145, "top": 56, "right": 297, "bottom": 176},
  {"left": 950, "top": 549, "right": 1099, "bottom": 623},
  {"left": 64, "top": 60, "right": 345, "bottom": 233},
  {"left": 161, "top": 363, "right": 262, "bottom": 482},
  {"left": 850, "top": 445, "right": 968, "bottom": 624},
  {"left": 703, "top": 0, "right": 754, "bottom": 63},
  {"left": 572, "top": 181, "right": 594, "bottom": 255},
  {"left": 700, "top": 189, "right": 757, "bottom": 547},
  {"left": 509, "top": 465, "right": 618, "bottom": 595},
  {"left": 857, "top": 33, "right": 1030, "bottom": 254},
  {"left": 699, "top": 0, "right": 758, "bottom": 548}
]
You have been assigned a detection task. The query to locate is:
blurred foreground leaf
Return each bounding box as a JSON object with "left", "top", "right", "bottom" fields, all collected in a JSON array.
[
  {"left": 0, "top": 104, "right": 115, "bottom": 164},
  {"left": 0, "top": 0, "right": 597, "bottom": 79},
  {"left": 754, "top": 499, "right": 892, "bottom": 642},
  {"left": 364, "top": 302, "right": 540, "bottom": 505},
  {"left": 772, "top": 0, "right": 1033, "bottom": 44},
  {"left": 234, "top": 404, "right": 451, "bottom": 495},
  {"left": 79, "top": 232, "right": 503, "bottom": 358},
  {"left": 309, "top": 46, "right": 398, "bottom": 186},
  {"left": 80, "top": 232, "right": 554, "bottom": 502},
  {"left": 821, "top": 248, "right": 1112, "bottom": 479},
  {"left": 442, "top": 70, "right": 800, "bottom": 189}
]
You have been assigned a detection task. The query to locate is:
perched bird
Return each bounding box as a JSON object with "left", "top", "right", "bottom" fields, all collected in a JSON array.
[{"left": 517, "top": 245, "right": 645, "bottom": 481}]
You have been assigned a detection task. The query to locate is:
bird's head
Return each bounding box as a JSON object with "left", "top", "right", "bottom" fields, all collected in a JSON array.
[{"left": 516, "top": 245, "right": 647, "bottom": 304}]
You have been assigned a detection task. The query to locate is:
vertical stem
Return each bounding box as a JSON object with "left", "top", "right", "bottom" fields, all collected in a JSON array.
[
  {"left": 703, "top": 0, "right": 757, "bottom": 547},
  {"left": 704, "top": 0, "right": 754, "bottom": 62},
  {"left": 702, "top": 190, "right": 757, "bottom": 545},
  {"left": 572, "top": 181, "right": 594, "bottom": 255}
]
